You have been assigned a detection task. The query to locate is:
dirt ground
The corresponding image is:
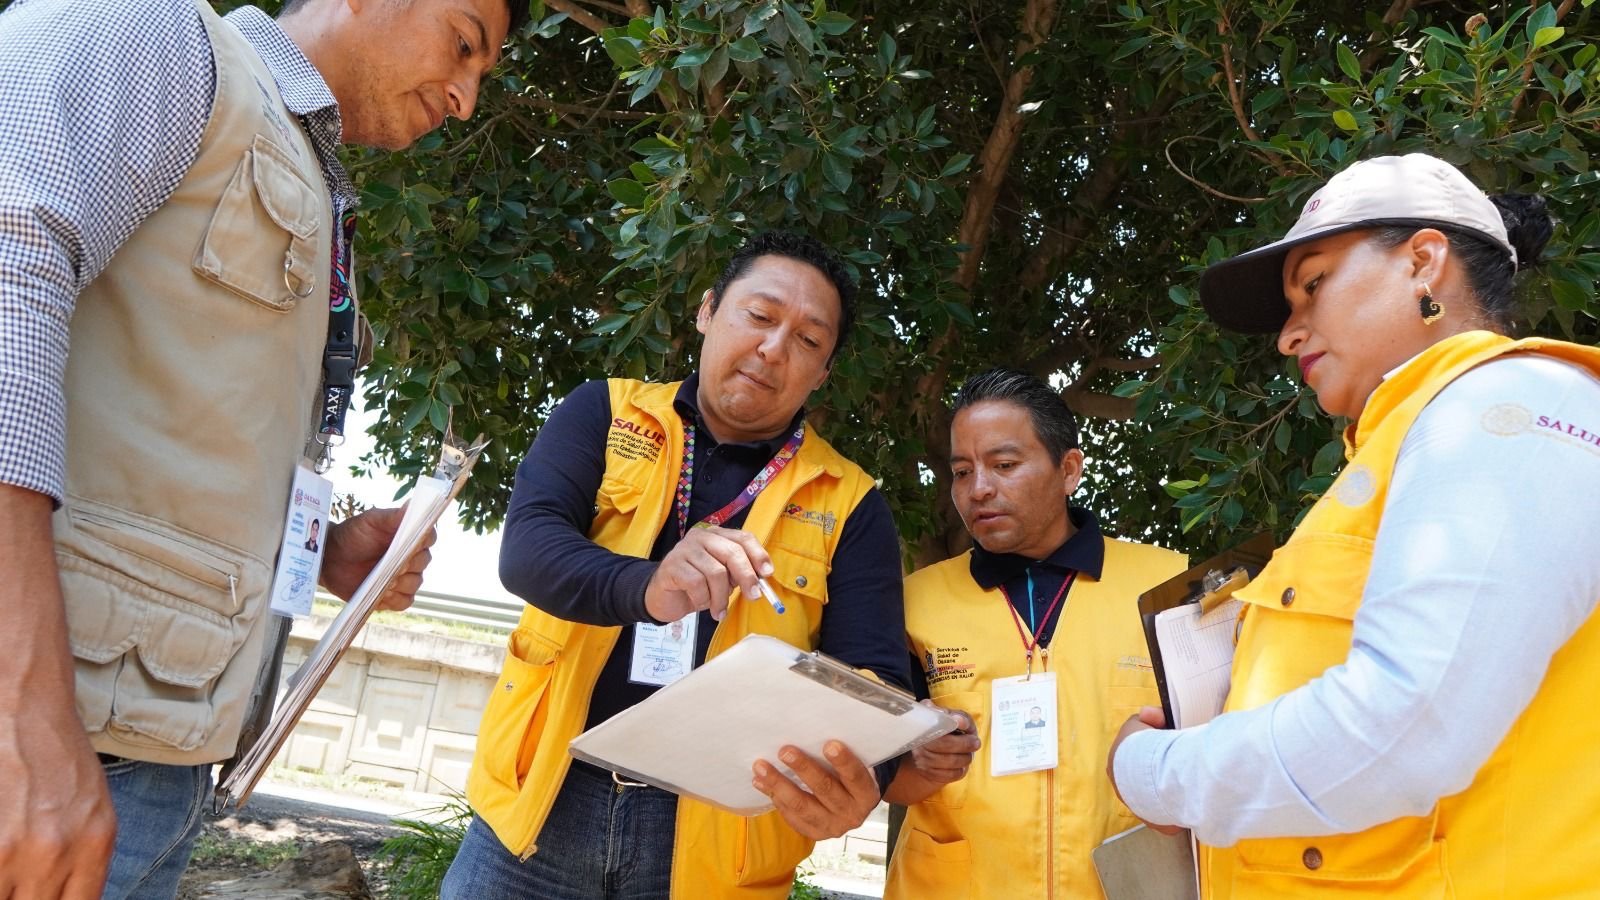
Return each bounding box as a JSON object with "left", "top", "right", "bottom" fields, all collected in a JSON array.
[{"left": 177, "top": 790, "right": 404, "bottom": 899}]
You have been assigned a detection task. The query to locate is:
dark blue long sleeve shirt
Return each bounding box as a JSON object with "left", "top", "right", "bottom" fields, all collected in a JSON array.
[{"left": 499, "top": 376, "right": 911, "bottom": 738}]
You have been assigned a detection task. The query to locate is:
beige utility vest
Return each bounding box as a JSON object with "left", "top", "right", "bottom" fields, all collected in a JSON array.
[
  {"left": 53, "top": 1, "right": 334, "bottom": 765},
  {"left": 887, "top": 539, "right": 1188, "bottom": 900},
  {"left": 1202, "top": 331, "right": 1600, "bottom": 898}
]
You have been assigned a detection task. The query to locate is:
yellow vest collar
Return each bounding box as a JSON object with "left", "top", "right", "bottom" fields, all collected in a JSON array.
[{"left": 1344, "top": 330, "right": 1510, "bottom": 459}]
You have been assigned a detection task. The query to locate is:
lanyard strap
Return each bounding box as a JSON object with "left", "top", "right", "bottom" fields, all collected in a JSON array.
[
  {"left": 999, "top": 570, "right": 1078, "bottom": 671},
  {"left": 675, "top": 419, "right": 805, "bottom": 538},
  {"left": 313, "top": 209, "right": 359, "bottom": 471}
]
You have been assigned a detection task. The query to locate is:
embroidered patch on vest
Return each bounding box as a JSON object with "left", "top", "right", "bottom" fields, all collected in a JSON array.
[
  {"left": 607, "top": 418, "right": 666, "bottom": 462},
  {"left": 924, "top": 647, "right": 976, "bottom": 687},
  {"left": 1331, "top": 463, "right": 1376, "bottom": 507},
  {"left": 783, "top": 503, "right": 837, "bottom": 535},
  {"left": 1481, "top": 402, "right": 1534, "bottom": 436},
  {"left": 251, "top": 78, "right": 298, "bottom": 149}
]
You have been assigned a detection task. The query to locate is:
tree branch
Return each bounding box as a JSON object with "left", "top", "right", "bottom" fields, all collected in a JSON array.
[
  {"left": 506, "top": 93, "right": 651, "bottom": 120},
  {"left": 911, "top": 0, "right": 1060, "bottom": 410},
  {"left": 546, "top": 0, "right": 611, "bottom": 35},
  {"left": 1512, "top": 0, "right": 1577, "bottom": 113},
  {"left": 1217, "top": 12, "right": 1292, "bottom": 178},
  {"left": 1017, "top": 93, "right": 1176, "bottom": 293},
  {"left": 953, "top": 0, "right": 1059, "bottom": 293},
  {"left": 1358, "top": 0, "right": 1418, "bottom": 71},
  {"left": 1164, "top": 137, "right": 1270, "bottom": 204},
  {"left": 1062, "top": 387, "right": 1135, "bottom": 421}
]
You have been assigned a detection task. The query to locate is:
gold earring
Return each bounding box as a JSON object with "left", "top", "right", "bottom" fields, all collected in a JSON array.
[{"left": 1419, "top": 284, "right": 1444, "bottom": 325}]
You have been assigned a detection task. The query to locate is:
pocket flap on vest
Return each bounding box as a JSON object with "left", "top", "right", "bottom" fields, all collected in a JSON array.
[
  {"left": 249, "top": 134, "right": 320, "bottom": 240},
  {"left": 57, "top": 497, "right": 267, "bottom": 688},
  {"left": 1235, "top": 533, "right": 1373, "bottom": 623},
  {"left": 1233, "top": 808, "right": 1443, "bottom": 884}
]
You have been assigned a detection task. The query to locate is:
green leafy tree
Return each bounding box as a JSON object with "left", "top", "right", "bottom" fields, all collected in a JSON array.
[{"left": 223, "top": 0, "right": 1597, "bottom": 562}]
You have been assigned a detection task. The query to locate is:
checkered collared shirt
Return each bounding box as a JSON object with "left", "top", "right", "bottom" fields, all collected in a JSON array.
[{"left": 0, "top": 0, "right": 355, "bottom": 504}]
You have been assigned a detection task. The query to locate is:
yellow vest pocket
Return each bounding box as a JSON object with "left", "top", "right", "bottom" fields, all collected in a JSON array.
[
  {"left": 1232, "top": 810, "right": 1452, "bottom": 897},
  {"left": 898, "top": 827, "right": 972, "bottom": 899},
  {"left": 479, "top": 627, "right": 561, "bottom": 790}
]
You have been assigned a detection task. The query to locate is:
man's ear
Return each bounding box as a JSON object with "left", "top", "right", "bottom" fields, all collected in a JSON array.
[
  {"left": 695, "top": 290, "right": 715, "bottom": 335},
  {"left": 1060, "top": 448, "right": 1086, "bottom": 496}
]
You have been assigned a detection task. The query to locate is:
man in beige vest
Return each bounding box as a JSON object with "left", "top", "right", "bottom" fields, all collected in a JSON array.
[{"left": 0, "top": 0, "right": 520, "bottom": 897}]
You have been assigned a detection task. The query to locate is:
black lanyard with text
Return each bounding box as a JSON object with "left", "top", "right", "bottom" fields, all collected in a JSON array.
[{"left": 313, "top": 209, "right": 358, "bottom": 471}]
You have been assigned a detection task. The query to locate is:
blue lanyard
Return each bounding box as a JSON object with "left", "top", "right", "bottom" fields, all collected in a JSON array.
[{"left": 1026, "top": 569, "right": 1037, "bottom": 635}]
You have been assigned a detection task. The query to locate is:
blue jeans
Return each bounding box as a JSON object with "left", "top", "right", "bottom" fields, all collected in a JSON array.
[
  {"left": 99, "top": 757, "right": 211, "bottom": 900},
  {"left": 442, "top": 763, "right": 678, "bottom": 899}
]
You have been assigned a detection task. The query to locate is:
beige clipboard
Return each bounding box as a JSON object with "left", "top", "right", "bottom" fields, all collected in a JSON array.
[{"left": 570, "top": 634, "right": 957, "bottom": 815}]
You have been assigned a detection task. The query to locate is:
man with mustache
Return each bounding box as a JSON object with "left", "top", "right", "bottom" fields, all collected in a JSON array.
[
  {"left": 447, "top": 231, "right": 911, "bottom": 899},
  {"left": 0, "top": 0, "right": 522, "bottom": 895},
  {"left": 884, "top": 368, "right": 1187, "bottom": 899}
]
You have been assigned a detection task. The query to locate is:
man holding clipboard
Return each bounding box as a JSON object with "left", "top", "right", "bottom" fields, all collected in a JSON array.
[{"left": 445, "top": 232, "right": 912, "bottom": 899}]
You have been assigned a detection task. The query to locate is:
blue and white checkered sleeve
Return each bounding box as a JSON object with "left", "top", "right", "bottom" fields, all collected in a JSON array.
[{"left": 0, "top": 0, "right": 213, "bottom": 503}]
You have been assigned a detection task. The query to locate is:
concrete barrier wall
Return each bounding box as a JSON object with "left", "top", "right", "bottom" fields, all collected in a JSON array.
[{"left": 275, "top": 615, "right": 505, "bottom": 795}]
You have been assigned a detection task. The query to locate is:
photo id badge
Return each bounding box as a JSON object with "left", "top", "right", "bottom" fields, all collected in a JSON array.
[
  {"left": 990, "top": 672, "right": 1059, "bottom": 777},
  {"left": 268, "top": 464, "right": 334, "bottom": 618},
  {"left": 629, "top": 614, "right": 698, "bottom": 687}
]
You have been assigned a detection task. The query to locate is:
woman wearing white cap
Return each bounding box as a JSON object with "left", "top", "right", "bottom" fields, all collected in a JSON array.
[{"left": 1107, "top": 153, "right": 1600, "bottom": 898}]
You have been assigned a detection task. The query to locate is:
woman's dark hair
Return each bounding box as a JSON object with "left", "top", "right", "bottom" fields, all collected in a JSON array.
[
  {"left": 952, "top": 368, "right": 1081, "bottom": 464},
  {"left": 1370, "top": 193, "right": 1553, "bottom": 331},
  {"left": 709, "top": 231, "right": 858, "bottom": 362}
]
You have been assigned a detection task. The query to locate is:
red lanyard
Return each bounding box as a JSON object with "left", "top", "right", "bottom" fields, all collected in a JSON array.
[
  {"left": 998, "top": 570, "right": 1077, "bottom": 674},
  {"left": 675, "top": 420, "right": 805, "bottom": 538}
]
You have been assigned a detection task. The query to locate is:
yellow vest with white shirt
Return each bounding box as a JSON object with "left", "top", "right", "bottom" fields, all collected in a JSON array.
[
  {"left": 465, "top": 378, "right": 878, "bottom": 899},
  {"left": 1202, "top": 330, "right": 1600, "bottom": 898},
  {"left": 887, "top": 538, "right": 1187, "bottom": 900}
]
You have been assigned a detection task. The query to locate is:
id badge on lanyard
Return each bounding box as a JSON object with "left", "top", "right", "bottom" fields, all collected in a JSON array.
[
  {"left": 630, "top": 614, "right": 699, "bottom": 687},
  {"left": 268, "top": 462, "right": 333, "bottom": 618},
  {"left": 987, "top": 570, "right": 1076, "bottom": 776},
  {"left": 271, "top": 207, "right": 355, "bottom": 617},
  {"left": 990, "top": 672, "right": 1059, "bottom": 776}
]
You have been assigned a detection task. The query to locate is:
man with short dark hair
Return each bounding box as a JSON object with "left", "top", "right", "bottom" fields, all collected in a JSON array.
[
  {"left": 0, "top": 0, "right": 522, "bottom": 895},
  {"left": 446, "top": 231, "right": 909, "bottom": 899},
  {"left": 883, "top": 368, "right": 1187, "bottom": 899}
]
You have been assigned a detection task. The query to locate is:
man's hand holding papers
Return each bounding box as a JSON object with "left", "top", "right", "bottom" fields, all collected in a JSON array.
[
  {"left": 752, "top": 741, "right": 882, "bottom": 840},
  {"left": 883, "top": 701, "right": 981, "bottom": 805},
  {"left": 320, "top": 506, "right": 438, "bottom": 612}
]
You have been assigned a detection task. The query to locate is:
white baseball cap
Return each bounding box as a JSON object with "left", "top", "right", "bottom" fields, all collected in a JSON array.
[{"left": 1198, "top": 153, "right": 1516, "bottom": 334}]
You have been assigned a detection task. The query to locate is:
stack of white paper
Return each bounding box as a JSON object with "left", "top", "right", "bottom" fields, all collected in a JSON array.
[{"left": 1153, "top": 597, "right": 1242, "bottom": 729}]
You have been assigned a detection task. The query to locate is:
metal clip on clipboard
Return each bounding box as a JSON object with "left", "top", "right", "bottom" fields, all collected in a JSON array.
[{"left": 1192, "top": 566, "right": 1251, "bottom": 615}]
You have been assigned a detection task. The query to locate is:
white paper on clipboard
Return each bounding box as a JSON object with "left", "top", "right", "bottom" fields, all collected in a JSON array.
[
  {"left": 570, "top": 634, "right": 957, "bottom": 815},
  {"left": 213, "top": 430, "right": 488, "bottom": 811}
]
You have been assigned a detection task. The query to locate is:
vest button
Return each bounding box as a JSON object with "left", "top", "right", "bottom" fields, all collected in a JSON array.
[
  {"left": 1280, "top": 587, "right": 1296, "bottom": 607},
  {"left": 795, "top": 575, "right": 808, "bottom": 588},
  {"left": 1302, "top": 846, "right": 1323, "bottom": 870}
]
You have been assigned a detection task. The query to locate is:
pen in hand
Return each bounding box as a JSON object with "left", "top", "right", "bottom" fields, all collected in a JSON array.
[{"left": 753, "top": 578, "right": 786, "bottom": 614}]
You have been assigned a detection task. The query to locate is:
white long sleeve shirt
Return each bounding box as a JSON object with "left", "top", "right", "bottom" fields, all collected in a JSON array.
[{"left": 1115, "top": 354, "right": 1600, "bottom": 846}]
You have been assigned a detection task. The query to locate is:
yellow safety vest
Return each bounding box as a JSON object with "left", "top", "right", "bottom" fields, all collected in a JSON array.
[
  {"left": 1203, "top": 330, "right": 1600, "bottom": 898},
  {"left": 886, "top": 539, "right": 1188, "bottom": 900},
  {"left": 465, "top": 378, "right": 877, "bottom": 899}
]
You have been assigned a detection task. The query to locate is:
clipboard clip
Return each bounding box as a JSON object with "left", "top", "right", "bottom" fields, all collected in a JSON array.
[
  {"left": 1188, "top": 566, "right": 1250, "bottom": 615},
  {"left": 789, "top": 651, "right": 918, "bottom": 716},
  {"left": 433, "top": 410, "right": 490, "bottom": 482}
]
